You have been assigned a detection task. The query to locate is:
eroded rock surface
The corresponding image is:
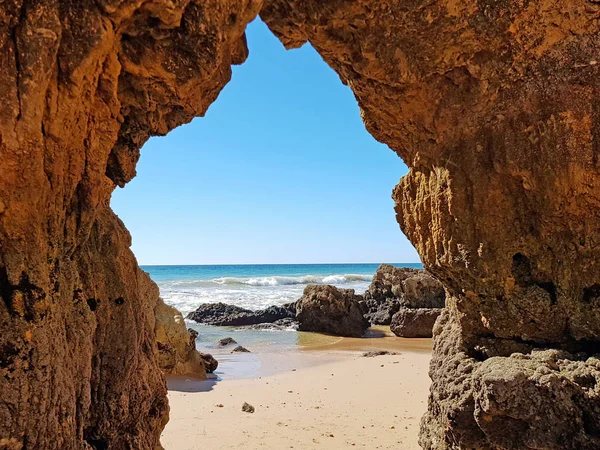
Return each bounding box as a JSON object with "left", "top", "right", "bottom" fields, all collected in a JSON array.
[
  {"left": 0, "top": 1, "right": 261, "bottom": 448},
  {"left": 155, "top": 298, "right": 206, "bottom": 378},
  {"left": 390, "top": 308, "right": 441, "bottom": 338},
  {"left": 3, "top": 0, "right": 600, "bottom": 449},
  {"left": 361, "top": 264, "right": 445, "bottom": 325},
  {"left": 259, "top": 1, "right": 600, "bottom": 448},
  {"left": 296, "top": 285, "right": 369, "bottom": 337},
  {"left": 187, "top": 302, "right": 296, "bottom": 326}
]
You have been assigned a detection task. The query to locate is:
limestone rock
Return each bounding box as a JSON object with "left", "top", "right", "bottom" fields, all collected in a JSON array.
[
  {"left": 200, "top": 353, "right": 219, "bottom": 374},
  {"left": 296, "top": 285, "right": 369, "bottom": 337},
  {"left": 4, "top": 0, "right": 600, "bottom": 448},
  {"left": 155, "top": 299, "right": 206, "bottom": 378},
  {"left": 390, "top": 308, "right": 441, "bottom": 338},
  {"left": 0, "top": 1, "right": 261, "bottom": 447},
  {"left": 258, "top": 2, "right": 600, "bottom": 444},
  {"left": 471, "top": 350, "right": 600, "bottom": 450},
  {"left": 360, "top": 265, "right": 445, "bottom": 325}
]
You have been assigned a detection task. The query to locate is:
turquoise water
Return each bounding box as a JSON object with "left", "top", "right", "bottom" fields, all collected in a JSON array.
[{"left": 143, "top": 263, "right": 423, "bottom": 377}]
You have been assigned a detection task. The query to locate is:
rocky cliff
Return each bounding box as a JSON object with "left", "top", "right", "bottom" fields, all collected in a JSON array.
[
  {"left": 0, "top": 1, "right": 261, "bottom": 449},
  {"left": 259, "top": 1, "right": 600, "bottom": 448},
  {"left": 2, "top": 1, "right": 600, "bottom": 449}
]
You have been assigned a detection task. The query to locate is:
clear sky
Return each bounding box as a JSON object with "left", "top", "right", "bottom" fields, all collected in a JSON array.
[{"left": 111, "top": 18, "right": 420, "bottom": 265}]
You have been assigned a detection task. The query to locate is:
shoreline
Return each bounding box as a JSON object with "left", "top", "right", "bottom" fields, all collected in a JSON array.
[{"left": 162, "top": 333, "right": 432, "bottom": 449}]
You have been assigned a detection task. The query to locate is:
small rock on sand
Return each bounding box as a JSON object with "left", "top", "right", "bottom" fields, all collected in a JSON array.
[
  {"left": 362, "top": 350, "right": 399, "bottom": 357},
  {"left": 242, "top": 402, "right": 255, "bottom": 413}
]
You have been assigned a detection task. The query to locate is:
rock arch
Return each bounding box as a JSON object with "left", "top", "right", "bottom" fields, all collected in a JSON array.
[{"left": 1, "top": 1, "right": 600, "bottom": 449}]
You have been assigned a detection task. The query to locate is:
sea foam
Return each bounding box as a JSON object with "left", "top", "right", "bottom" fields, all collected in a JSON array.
[{"left": 168, "top": 273, "right": 372, "bottom": 288}]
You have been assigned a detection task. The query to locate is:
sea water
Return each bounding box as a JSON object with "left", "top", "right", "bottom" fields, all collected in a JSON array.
[{"left": 143, "top": 263, "right": 423, "bottom": 378}]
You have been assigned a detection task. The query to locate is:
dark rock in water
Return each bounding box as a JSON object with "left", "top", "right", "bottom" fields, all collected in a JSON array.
[
  {"left": 246, "top": 318, "right": 299, "bottom": 330},
  {"left": 296, "top": 285, "right": 369, "bottom": 337},
  {"left": 231, "top": 346, "right": 251, "bottom": 353},
  {"left": 390, "top": 308, "right": 441, "bottom": 338},
  {"left": 362, "top": 350, "right": 399, "bottom": 357},
  {"left": 360, "top": 264, "right": 445, "bottom": 325},
  {"left": 217, "top": 337, "right": 237, "bottom": 347},
  {"left": 242, "top": 402, "right": 255, "bottom": 413},
  {"left": 200, "top": 353, "right": 218, "bottom": 374},
  {"left": 186, "top": 302, "right": 295, "bottom": 326}
]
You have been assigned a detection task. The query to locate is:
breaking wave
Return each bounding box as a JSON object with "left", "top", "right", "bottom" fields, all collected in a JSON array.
[{"left": 168, "top": 273, "right": 373, "bottom": 288}]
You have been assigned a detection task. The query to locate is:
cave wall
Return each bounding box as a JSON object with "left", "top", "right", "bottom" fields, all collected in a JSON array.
[
  {"left": 0, "top": 1, "right": 261, "bottom": 448},
  {"left": 260, "top": 1, "right": 600, "bottom": 448},
  {"left": 2, "top": 0, "right": 600, "bottom": 449}
]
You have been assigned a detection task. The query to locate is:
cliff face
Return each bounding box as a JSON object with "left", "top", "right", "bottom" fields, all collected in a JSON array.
[
  {"left": 0, "top": 1, "right": 261, "bottom": 449},
  {"left": 2, "top": 0, "right": 600, "bottom": 449},
  {"left": 260, "top": 1, "right": 600, "bottom": 448}
]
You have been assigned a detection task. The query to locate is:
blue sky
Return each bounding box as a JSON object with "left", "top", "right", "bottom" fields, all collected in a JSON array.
[{"left": 111, "top": 19, "right": 419, "bottom": 265}]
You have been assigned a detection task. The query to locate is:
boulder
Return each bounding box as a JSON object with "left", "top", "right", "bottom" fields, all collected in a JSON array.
[
  {"left": 359, "top": 298, "right": 401, "bottom": 326},
  {"left": 361, "top": 264, "right": 445, "bottom": 326},
  {"left": 186, "top": 302, "right": 295, "bottom": 326},
  {"left": 390, "top": 308, "right": 441, "bottom": 338},
  {"left": 295, "top": 285, "right": 369, "bottom": 337},
  {"left": 155, "top": 299, "right": 206, "bottom": 378},
  {"left": 231, "top": 346, "right": 251, "bottom": 353},
  {"left": 364, "top": 264, "right": 419, "bottom": 302},
  {"left": 200, "top": 353, "right": 219, "bottom": 374},
  {"left": 217, "top": 337, "right": 237, "bottom": 346},
  {"left": 246, "top": 318, "right": 299, "bottom": 330}
]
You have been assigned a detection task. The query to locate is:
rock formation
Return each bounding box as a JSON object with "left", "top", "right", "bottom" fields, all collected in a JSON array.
[
  {"left": 258, "top": 2, "right": 600, "bottom": 448},
  {"left": 3, "top": 0, "right": 600, "bottom": 449},
  {"left": 0, "top": 1, "right": 261, "bottom": 448},
  {"left": 154, "top": 298, "right": 207, "bottom": 378},
  {"left": 390, "top": 308, "right": 441, "bottom": 338},
  {"left": 295, "top": 285, "right": 369, "bottom": 337},
  {"left": 187, "top": 302, "right": 296, "bottom": 326},
  {"left": 200, "top": 353, "right": 219, "bottom": 374},
  {"left": 361, "top": 264, "right": 445, "bottom": 324}
]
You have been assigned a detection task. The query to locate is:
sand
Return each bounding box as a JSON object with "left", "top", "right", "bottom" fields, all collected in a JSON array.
[{"left": 161, "top": 343, "right": 432, "bottom": 450}]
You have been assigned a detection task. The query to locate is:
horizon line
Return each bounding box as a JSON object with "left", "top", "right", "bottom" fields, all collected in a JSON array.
[{"left": 138, "top": 261, "right": 423, "bottom": 267}]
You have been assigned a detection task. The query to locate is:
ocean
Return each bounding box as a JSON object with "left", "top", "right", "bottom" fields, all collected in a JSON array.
[{"left": 143, "top": 263, "right": 423, "bottom": 378}]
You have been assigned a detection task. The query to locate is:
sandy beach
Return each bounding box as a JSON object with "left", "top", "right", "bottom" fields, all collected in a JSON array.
[{"left": 162, "top": 335, "right": 432, "bottom": 450}]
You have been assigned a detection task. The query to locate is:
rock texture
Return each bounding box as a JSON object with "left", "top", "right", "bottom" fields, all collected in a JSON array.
[
  {"left": 200, "top": 353, "right": 219, "bottom": 374},
  {"left": 4, "top": 0, "right": 600, "bottom": 449},
  {"left": 296, "top": 285, "right": 369, "bottom": 337},
  {"left": 258, "top": 1, "right": 600, "bottom": 448},
  {"left": 361, "top": 264, "right": 445, "bottom": 324},
  {"left": 187, "top": 302, "right": 296, "bottom": 326},
  {"left": 0, "top": 2, "right": 261, "bottom": 449},
  {"left": 155, "top": 299, "right": 206, "bottom": 378},
  {"left": 390, "top": 308, "right": 441, "bottom": 338}
]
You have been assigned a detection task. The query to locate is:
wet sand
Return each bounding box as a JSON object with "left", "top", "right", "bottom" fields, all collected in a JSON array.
[{"left": 162, "top": 330, "right": 432, "bottom": 449}]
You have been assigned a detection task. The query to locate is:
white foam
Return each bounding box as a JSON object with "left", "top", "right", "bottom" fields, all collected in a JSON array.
[
  {"left": 165, "top": 273, "right": 372, "bottom": 288},
  {"left": 158, "top": 273, "right": 373, "bottom": 315}
]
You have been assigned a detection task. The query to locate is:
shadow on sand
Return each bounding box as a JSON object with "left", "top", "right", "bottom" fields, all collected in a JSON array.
[{"left": 167, "top": 373, "right": 222, "bottom": 393}]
